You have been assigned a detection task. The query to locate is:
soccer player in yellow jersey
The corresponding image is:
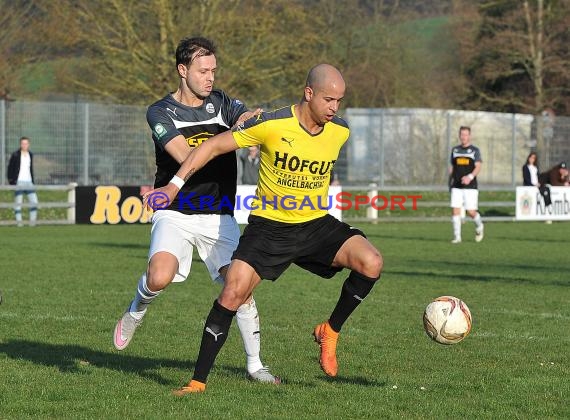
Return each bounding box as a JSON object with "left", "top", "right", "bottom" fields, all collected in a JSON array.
[{"left": 144, "top": 64, "right": 383, "bottom": 394}]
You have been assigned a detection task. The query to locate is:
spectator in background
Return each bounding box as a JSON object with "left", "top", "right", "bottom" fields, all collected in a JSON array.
[
  {"left": 330, "top": 169, "right": 340, "bottom": 186},
  {"left": 536, "top": 161, "right": 568, "bottom": 221},
  {"left": 7, "top": 136, "right": 38, "bottom": 227},
  {"left": 239, "top": 145, "right": 261, "bottom": 185},
  {"left": 539, "top": 161, "right": 569, "bottom": 187},
  {"left": 522, "top": 152, "right": 540, "bottom": 187}
]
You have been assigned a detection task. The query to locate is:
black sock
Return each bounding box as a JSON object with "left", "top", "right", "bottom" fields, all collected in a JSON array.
[
  {"left": 328, "top": 271, "right": 378, "bottom": 333},
  {"left": 192, "top": 300, "right": 236, "bottom": 383}
]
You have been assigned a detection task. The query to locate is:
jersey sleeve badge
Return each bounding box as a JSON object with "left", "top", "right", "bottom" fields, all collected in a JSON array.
[{"left": 154, "top": 123, "right": 167, "bottom": 139}]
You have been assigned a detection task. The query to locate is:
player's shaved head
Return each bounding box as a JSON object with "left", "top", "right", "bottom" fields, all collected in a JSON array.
[
  {"left": 299, "top": 64, "right": 345, "bottom": 127},
  {"left": 306, "top": 64, "right": 344, "bottom": 91}
]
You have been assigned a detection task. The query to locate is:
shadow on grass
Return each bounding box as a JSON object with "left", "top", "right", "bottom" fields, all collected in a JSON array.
[
  {"left": 489, "top": 235, "right": 570, "bottom": 244},
  {"left": 0, "top": 339, "right": 314, "bottom": 388},
  {"left": 0, "top": 339, "right": 198, "bottom": 385},
  {"left": 368, "top": 232, "right": 570, "bottom": 245},
  {"left": 402, "top": 259, "right": 570, "bottom": 275},
  {"left": 3, "top": 339, "right": 382, "bottom": 390},
  {"left": 386, "top": 268, "right": 569, "bottom": 287},
  {"left": 364, "top": 233, "right": 443, "bottom": 242}
]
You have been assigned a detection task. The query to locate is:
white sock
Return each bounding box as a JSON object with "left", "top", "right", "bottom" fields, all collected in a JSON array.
[
  {"left": 128, "top": 273, "right": 161, "bottom": 320},
  {"left": 236, "top": 297, "right": 263, "bottom": 374},
  {"left": 452, "top": 215, "right": 462, "bottom": 239},
  {"left": 473, "top": 212, "right": 483, "bottom": 230}
]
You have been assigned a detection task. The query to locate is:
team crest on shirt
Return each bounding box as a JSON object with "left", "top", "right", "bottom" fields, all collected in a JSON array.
[
  {"left": 206, "top": 103, "right": 215, "bottom": 113},
  {"left": 154, "top": 123, "right": 167, "bottom": 138}
]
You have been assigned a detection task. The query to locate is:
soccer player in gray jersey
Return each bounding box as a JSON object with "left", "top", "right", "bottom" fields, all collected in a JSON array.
[
  {"left": 449, "top": 126, "right": 484, "bottom": 243},
  {"left": 113, "top": 37, "right": 279, "bottom": 384}
]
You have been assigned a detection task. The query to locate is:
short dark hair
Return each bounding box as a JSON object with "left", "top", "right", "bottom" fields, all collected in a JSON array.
[
  {"left": 176, "top": 37, "right": 216, "bottom": 67},
  {"left": 20, "top": 136, "right": 30, "bottom": 142},
  {"left": 459, "top": 126, "right": 471, "bottom": 134}
]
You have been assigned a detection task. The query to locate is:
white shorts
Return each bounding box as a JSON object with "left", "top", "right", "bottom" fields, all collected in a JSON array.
[
  {"left": 149, "top": 210, "right": 240, "bottom": 283},
  {"left": 450, "top": 188, "right": 479, "bottom": 210}
]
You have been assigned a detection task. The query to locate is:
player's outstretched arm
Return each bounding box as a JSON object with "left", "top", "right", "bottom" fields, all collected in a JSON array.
[
  {"left": 143, "top": 131, "right": 239, "bottom": 209},
  {"left": 177, "top": 130, "right": 239, "bottom": 181}
]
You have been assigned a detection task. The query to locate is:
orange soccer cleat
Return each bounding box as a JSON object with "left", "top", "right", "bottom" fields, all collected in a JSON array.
[
  {"left": 172, "top": 380, "right": 206, "bottom": 396},
  {"left": 313, "top": 321, "right": 339, "bottom": 377}
]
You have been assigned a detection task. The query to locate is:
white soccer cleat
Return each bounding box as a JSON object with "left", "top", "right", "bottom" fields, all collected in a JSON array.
[
  {"left": 113, "top": 309, "right": 143, "bottom": 350},
  {"left": 450, "top": 238, "right": 462, "bottom": 244},
  {"left": 247, "top": 366, "right": 281, "bottom": 384},
  {"left": 475, "top": 228, "right": 484, "bottom": 242}
]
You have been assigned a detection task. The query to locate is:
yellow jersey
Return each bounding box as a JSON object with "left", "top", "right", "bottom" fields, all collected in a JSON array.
[{"left": 232, "top": 105, "right": 349, "bottom": 223}]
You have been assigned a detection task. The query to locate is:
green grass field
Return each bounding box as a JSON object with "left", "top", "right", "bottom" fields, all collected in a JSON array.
[{"left": 0, "top": 222, "right": 568, "bottom": 419}]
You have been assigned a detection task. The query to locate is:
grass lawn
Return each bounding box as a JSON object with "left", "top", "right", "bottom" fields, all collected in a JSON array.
[{"left": 0, "top": 222, "right": 568, "bottom": 419}]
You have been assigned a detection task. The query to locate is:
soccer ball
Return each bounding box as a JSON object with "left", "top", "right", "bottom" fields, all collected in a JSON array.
[{"left": 423, "top": 296, "right": 472, "bottom": 345}]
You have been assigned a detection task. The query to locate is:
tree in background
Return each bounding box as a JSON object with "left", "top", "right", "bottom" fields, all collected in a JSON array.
[
  {"left": 30, "top": 0, "right": 327, "bottom": 106},
  {"left": 453, "top": 0, "right": 570, "bottom": 161},
  {"left": 0, "top": 1, "right": 36, "bottom": 99},
  {"left": 306, "top": 0, "right": 464, "bottom": 109},
  {"left": 456, "top": 0, "right": 570, "bottom": 115},
  {"left": 7, "top": 0, "right": 464, "bottom": 110},
  {"left": 5, "top": 0, "right": 568, "bottom": 118}
]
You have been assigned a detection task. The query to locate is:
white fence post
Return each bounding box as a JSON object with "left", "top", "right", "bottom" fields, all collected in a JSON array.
[
  {"left": 367, "top": 183, "right": 378, "bottom": 221},
  {"left": 83, "top": 103, "right": 89, "bottom": 185},
  {"left": 67, "top": 183, "right": 77, "bottom": 223}
]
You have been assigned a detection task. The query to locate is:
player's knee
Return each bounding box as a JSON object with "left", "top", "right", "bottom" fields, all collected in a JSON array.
[
  {"left": 219, "top": 278, "right": 252, "bottom": 311},
  {"left": 146, "top": 267, "right": 174, "bottom": 291},
  {"left": 359, "top": 250, "right": 383, "bottom": 279},
  {"left": 219, "top": 289, "right": 248, "bottom": 311}
]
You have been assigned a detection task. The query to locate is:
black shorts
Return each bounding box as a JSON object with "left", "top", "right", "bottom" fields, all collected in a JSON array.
[{"left": 232, "top": 214, "right": 365, "bottom": 280}]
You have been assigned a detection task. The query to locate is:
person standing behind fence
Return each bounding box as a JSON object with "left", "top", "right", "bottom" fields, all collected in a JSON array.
[
  {"left": 239, "top": 146, "right": 261, "bottom": 185},
  {"left": 522, "top": 152, "right": 540, "bottom": 186},
  {"left": 7, "top": 137, "right": 38, "bottom": 227},
  {"left": 449, "top": 126, "right": 484, "bottom": 244}
]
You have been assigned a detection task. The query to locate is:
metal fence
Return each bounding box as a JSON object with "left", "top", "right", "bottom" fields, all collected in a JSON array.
[
  {"left": 0, "top": 100, "right": 153, "bottom": 186},
  {"left": 1, "top": 99, "right": 569, "bottom": 187},
  {"left": 342, "top": 108, "right": 570, "bottom": 187}
]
